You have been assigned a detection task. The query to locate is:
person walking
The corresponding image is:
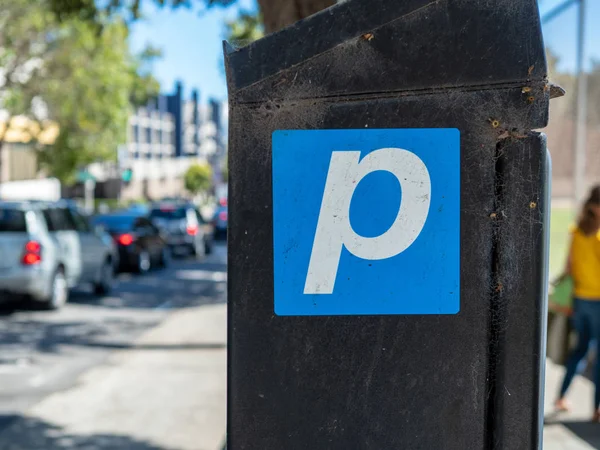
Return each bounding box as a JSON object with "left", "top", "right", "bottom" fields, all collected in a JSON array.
[{"left": 556, "top": 186, "right": 600, "bottom": 421}]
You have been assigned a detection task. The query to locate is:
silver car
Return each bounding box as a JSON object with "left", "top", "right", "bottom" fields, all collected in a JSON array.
[
  {"left": 149, "top": 202, "right": 213, "bottom": 258},
  {"left": 0, "top": 201, "right": 116, "bottom": 309}
]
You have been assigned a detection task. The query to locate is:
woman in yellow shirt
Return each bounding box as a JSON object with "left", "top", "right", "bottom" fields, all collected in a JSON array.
[{"left": 556, "top": 186, "right": 600, "bottom": 420}]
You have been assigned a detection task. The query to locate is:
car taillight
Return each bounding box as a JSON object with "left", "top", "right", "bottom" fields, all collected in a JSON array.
[
  {"left": 25, "top": 241, "right": 41, "bottom": 253},
  {"left": 186, "top": 225, "right": 198, "bottom": 236},
  {"left": 219, "top": 211, "right": 228, "bottom": 222},
  {"left": 117, "top": 234, "right": 134, "bottom": 246},
  {"left": 22, "top": 240, "right": 42, "bottom": 265}
]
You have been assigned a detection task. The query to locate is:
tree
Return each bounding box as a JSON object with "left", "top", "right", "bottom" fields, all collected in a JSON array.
[
  {"left": 0, "top": 0, "right": 55, "bottom": 184},
  {"left": 225, "top": 10, "right": 263, "bottom": 45},
  {"left": 50, "top": 0, "right": 336, "bottom": 35},
  {"left": 255, "top": 0, "right": 335, "bottom": 34},
  {"left": 39, "top": 19, "right": 160, "bottom": 183},
  {"left": 0, "top": 0, "right": 160, "bottom": 184},
  {"left": 184, "top": 162, "right": 213, "bottom": 195}
]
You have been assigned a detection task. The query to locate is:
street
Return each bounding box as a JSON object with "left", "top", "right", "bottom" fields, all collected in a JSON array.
[
  {"left": 0, "top": 239, "right": 598, "bottom": 450},
  {"left": 0, "top": 243, "right": 227, "bottom": 450}
]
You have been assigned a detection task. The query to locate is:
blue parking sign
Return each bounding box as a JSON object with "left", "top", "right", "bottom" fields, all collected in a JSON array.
[{"left": 272, "top": 129, "right": 460, "bottom": 316}]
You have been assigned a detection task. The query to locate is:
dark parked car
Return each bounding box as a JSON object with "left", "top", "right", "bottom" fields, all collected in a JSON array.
[
  {"left": 91, "top": 214, "right": 168, "bottom": 273},
  {"left": 213, "top": 206, "right": 227, "bottom": 240},
  {"left": 148, "top": 202, "right": 214, "bottom": 257}
]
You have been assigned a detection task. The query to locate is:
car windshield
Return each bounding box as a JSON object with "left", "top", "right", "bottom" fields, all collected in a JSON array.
[
  {"left": 92, "top": 215, "right": 136, "bottom": 232},
  {"left": 149, "top": 207, "right": 187, "bottom": 220},
  {"left": 0, "top": 208, "right": 27, "bottom": 232}
]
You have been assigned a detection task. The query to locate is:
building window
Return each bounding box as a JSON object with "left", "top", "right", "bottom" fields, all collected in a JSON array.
[
  {"left": 146, "top": 127, "right": 152, "bottom": 144},
  {"left": 131, "top": 125, "right": 139, "bottom": 143}
]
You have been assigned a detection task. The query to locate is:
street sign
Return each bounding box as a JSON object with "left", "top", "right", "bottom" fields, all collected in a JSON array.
[
  {"left": 226, "top": 0, "right": 551, "bottom": 448},
  {"left": 273, "top": 129, "right": 460, "bottom": 315}
]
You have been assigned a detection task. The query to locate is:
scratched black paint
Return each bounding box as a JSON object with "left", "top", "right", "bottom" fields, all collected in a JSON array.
[{"left": 225, "top": 0, "right": 549, "bottom": 448}]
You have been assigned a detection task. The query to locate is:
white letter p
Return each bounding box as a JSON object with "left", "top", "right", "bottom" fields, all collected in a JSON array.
[{"left": 304, "top": 148, "right": 431, "bottom": 294}]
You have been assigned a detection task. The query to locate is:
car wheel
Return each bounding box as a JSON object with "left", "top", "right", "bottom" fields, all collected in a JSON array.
[
  {"left": 192, "top": 240, "right": 206, "bottom": 260},
  {"left": 204, "top": 237, "right": 213, "bottom": 255},
  {"left": 94, "top": 259, "right": 114, "bottom": 295},
  {"left": 136, "top": 250, "right": 151, "bottom": 274},
  {"left": 159, "top": 247, "right": 170, "bottom": 268},
  {"left": 44, "top": 269, "right": 69, "bottom": 310}
]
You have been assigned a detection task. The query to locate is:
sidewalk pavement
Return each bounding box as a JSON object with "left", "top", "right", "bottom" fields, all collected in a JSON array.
[
  {"left": 544, "top": 359, "right": 600, "bottom": 449},
  {"left": 0, "top": 304, "right": 227, "bottom": 450},
  {"left": 0, "top": 303, "right": 596, "bottom": 450}
]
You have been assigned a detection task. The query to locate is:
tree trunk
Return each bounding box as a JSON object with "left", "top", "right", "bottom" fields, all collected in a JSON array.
[{"left": 257, "top": 0, "right": 336, "bottom": 34}]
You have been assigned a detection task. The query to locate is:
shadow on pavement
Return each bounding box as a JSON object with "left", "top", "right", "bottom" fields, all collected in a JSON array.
[
  {"left": 0, "top": 318, "right": 160, "bottom": 355},
  {"left": 0, "top": 415, "right": 176, "bottom": 450},
  {"left": 0, "top": 246, "right": 227, "bottom": 358},
  {"left": 70, "top": 258, "right": 227, "bottom": 310},
  {"left": 562, "top": 421, "right": 600, "bottom": 448},
  {"left": 74, "top": 341, "right": 226, "bottom": 351},
  {"left": 544, "top": 413, "right": 600, "bottom": 448},
  {"left": 0, "top": 318, "right": 225, "bottom": 354},
  {"left": 543, "top": 411, "right": 564, "bottom": 425}
]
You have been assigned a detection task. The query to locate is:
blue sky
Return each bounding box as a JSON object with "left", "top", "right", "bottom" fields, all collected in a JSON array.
[
  {"left": 129, "top": 0, "right": 256, "bottom": 102},
  {"left": 129, "top": 0, "right": 600, "bottom": 102},
  {"left": 541, "top": 0, "right": 600, "bottom": 71}
]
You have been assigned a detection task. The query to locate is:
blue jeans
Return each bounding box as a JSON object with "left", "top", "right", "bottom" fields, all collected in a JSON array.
[{"left": 560, "top": 298, "right": 600, "bottom": 408}]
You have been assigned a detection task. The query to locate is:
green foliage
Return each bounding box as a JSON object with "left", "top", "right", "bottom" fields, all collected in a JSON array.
[
  {"left": 50, "top": 0, "right": 237, "bottom": 22},
  {"left": 0, "top": 0, "right": 54, "bottom": 135},
  {"left": 184, "top": 162, "right": 213, "bottom": 194},
  {"left": 0, "top": 1, "right": 160, "bottom": 184},
  {"left": 225, "top": 10, "right": 263, "bottom": 45},
  {"left": 39, "top": 20, "right": 132, "bottom": 182},
  {"left": 130, "top": 45, "right": 162, "bottom": 106}
]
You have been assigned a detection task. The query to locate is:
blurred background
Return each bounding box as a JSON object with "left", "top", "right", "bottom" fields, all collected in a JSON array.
[{"left": 0, "top": 0, "right": 598, "bottom": 449}]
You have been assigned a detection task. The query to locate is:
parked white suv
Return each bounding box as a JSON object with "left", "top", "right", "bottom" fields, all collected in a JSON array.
[{"left": 0, "top": 201, "right": 116, "bottom": 309}]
